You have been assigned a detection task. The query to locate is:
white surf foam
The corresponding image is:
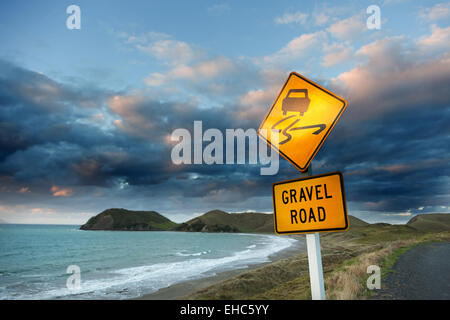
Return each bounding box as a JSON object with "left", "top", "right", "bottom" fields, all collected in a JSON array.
[{"left": 9, "top": 234, "right": 298, "bottom": 300}]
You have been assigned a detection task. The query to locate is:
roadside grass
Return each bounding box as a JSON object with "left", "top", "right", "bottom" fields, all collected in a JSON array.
[
  {"left": 186, "top": 222, "right": 450, "bottom": 300},
  {"left": 187, "top": 248, "right": 358, "bottom": 300},
  {"left": 325, "top": 240, "right": 413, "bottom": 299},
  {"left": 380, "top": 243, "right": 418, "bottom": 277},
  {"left": 324, "top": 231, "right": 450, "bottom": 300}
]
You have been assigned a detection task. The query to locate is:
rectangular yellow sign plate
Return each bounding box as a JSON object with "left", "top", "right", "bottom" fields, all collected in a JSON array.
[
  {"left": 258, "top": 72, "right": 347, "bottom": 172},
  {"left": 272, "top": 171, "right": 349, "bottom": 234}
]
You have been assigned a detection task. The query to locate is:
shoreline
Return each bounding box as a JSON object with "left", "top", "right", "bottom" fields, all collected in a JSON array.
[{"left": 137, "top": 234, "right": 304, "bottom": 300}]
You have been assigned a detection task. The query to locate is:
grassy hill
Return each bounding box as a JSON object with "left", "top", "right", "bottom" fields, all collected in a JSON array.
[
  {"left": 324, "top": 213, "right": 450, "bottom": 242},
  {"left": 81, "top": 208, "right": 274, "bottom": 233},
  {"left": 348, "top": 216, "right": 369, "bottom": 227},
  {"left": 175, "top": 211, "right": 374, "bottom": 234},
  {"left": 80, "top": 208, "right": 450, "bottom": 236},
  {"left": 406, "top": 213, "right": 450, "bottom": 232},
  {"left": 80, "top": 208, "right": 178, "bottom": 231},
  {"left": 175, "top": 210, "right": 274, "bottom": 233}
]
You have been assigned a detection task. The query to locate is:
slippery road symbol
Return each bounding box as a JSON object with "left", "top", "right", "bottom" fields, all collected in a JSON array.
[
  {"left": 273, "top": 88, "right": 326, "bottom": 145},
  {"left": 271, "top": 116, "right": 326, "bottom": 145},
  {"left": 258, "top": 72, "right": 347, "bottom": 172}
]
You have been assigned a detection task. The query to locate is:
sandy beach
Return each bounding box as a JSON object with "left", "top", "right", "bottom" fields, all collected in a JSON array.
[{"left": 138, "top": 235, "right": 305, "bottom": 300}]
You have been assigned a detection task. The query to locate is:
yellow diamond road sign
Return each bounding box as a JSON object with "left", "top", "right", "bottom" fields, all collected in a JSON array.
[
  {"left": 258, "top": 72, "right": 347, "bottom": 172},
  {"left": 272, "top": 171, "right": 348, "bottom": 235}
]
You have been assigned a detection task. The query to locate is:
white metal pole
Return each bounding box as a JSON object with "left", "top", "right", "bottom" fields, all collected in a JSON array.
[
  {"left": 305, "top": 165, "right": 326, "bottom": 300},
  {"left": 306, "top": 233, "right": 326, "bottom": 300}
]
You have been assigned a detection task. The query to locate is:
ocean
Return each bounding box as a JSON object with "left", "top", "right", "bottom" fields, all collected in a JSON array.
[{"left": 0, "top": 224, "right": 299, "bottom": 299}]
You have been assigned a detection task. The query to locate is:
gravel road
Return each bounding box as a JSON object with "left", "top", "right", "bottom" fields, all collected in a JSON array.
[{"left": 374, "top": 242, "right": 450, "bottom": 300}]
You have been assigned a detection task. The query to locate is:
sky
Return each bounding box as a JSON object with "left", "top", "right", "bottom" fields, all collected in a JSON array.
[{"left": 0, "top": 0, "right": 449, "bottom": 224}]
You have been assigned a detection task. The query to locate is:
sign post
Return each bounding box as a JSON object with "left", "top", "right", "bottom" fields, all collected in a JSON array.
[
  {"left": 306, "top": 232, "right": 325, "bottom": 300},
  {"left": 272, "top": 169, "right": 348, "bottom": 300},
  {"left": 305, "top": 166, "right": 326, "bottom": 300},
  {"left": 258, "top": 71, "right": 349, "bottom": 300}
]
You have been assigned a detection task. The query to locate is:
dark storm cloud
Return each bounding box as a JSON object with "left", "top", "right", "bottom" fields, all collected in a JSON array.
[
  {"left": 0, "top": 60, "right": 266, "bottom": 193},
  {"left": 0, "top": 122, "right": 30, "bottom": 161},
  {"left": 315, "top": 91, "right": 450, "bottom": 212},
  {"left": 303, "top": 37, "right": 450, "bottom": 213},
  {"left": 0, "top": 43, "right": 449, "bottom": 218}
]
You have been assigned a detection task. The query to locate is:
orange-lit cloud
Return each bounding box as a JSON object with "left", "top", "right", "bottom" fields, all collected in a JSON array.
[
  {"left": 235, "top": 88, "right": 277, "bottom": 121},
  {"left": 331, "top": 36, "right": 450, "bottom": 120},
  {"left": 31, "top": 207, "right": 55, "bottom": 215},
  {"left": 418, "top": 24, "right": 450, "bottom": 51},
  {"left": 263, "top": 31, "right": 326, "bottom": 64},
  {"left": 321, "top": 43, "right": 353, "bottom": 67},
  {"left": 420, "top": 2, "right": 450, "bottom": 21},
  {"left": 326, "top": 15, "right": 365, "bottom": 40},
  {"left": 19, "top": 187, "right": 30, "bottom": 193},
  {"left": 51, "top": 186, "right": 73, "bottom": 197}
]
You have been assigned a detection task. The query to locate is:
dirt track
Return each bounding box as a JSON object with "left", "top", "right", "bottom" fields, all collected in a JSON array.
[{"left": 375, "top": 242, "right": 450, "bottom": 300}]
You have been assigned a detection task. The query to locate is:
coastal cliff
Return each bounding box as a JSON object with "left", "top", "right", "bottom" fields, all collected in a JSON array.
[
  {"left": 80, "top": 208, "right": 274, "bottom": 233},
  {"left": 80, "top": 208, "right": 178, "bottom": 231},
  {"left": 81, "top": 208, "right": 383, "bottom": 233}
]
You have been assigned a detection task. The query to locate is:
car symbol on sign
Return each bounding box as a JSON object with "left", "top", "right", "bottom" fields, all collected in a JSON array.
[{"left": 282, "top": 89, "right": 310, "bottom": 116}]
